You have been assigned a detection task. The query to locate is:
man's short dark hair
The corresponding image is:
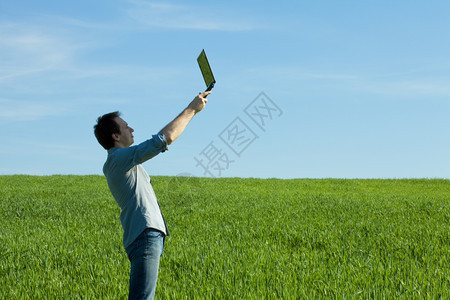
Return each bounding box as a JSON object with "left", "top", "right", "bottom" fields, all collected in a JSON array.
[{"left": 94, "top": 111, "right": 121, "bottom": 150}]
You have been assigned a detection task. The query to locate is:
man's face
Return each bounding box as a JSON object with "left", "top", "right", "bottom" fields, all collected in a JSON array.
[{"left": 113, "top": 117, "right": 134, "bottom": 147}]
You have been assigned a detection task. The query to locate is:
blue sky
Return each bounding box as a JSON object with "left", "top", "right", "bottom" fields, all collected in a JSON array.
[{"left": 1, "top": 0, "right": 449, "bottom": 179}]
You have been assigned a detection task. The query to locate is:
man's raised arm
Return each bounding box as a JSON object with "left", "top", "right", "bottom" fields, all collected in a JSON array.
[{"left": 159, "top": 91, "right": 210, "bottom": 145}]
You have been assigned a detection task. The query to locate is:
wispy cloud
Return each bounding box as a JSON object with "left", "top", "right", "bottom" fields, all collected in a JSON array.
[
  {"left": 0, "top": 22, "right": 81, "bottom": 81},
  {"left": 126, "top": 0, "right": 262, "bottom": 31},
  {"left": 237, "top": 65, "right": 450, "bottom": 99},
  {"left": 357, "top": 78, "right": 450, "bottom": 98},
  {"left": 0, "top": 19, "right": 185, "bottom": 83},
  {"left": 0, "top": 98, "right": 70, "bottom": 122}
]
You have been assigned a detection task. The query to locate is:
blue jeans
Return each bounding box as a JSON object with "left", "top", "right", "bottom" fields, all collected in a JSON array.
[{"left": 125, "top": 228, "right": 165, "bottom": 300}]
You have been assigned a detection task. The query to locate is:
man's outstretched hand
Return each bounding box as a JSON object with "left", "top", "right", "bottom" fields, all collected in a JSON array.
[{"left": 188, "top": 91, "right": 210, "bottom": 114}]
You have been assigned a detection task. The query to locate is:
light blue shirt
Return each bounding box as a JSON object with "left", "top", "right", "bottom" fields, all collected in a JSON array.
[{"left": 103, "top": 133, "right": 169, "bottom": 248}]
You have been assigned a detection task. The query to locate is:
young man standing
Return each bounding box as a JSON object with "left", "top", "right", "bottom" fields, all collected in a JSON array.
[{"left": 94, "top": 92, "right": 209, "bottom": 299}]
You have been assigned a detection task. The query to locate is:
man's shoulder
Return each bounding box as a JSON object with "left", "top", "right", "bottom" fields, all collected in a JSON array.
[
  {"left": 107, "top": 146, "right": 137, "bottom": 158},
  {"left": 104, "top": 146, "right": 139, "bottom": 175}
]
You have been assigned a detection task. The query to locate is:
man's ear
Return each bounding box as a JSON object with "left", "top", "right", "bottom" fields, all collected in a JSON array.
[{"left": 112, "top": 133, "right": 120, "bottom": 142}]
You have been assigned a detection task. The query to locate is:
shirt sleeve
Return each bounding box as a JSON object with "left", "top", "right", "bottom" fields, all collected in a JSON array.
[{"left": 132, "top": 132, "right": 169, "bottom": 165}]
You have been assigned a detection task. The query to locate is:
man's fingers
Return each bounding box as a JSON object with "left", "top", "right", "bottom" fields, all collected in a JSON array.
[{"left": 199, "top": 91, "right": 212, "bottom": 98}]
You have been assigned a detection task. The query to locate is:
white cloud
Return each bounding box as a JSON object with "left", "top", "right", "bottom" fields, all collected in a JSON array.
[
  {"left": 351, "top": 77, "right": 450, "bottom": 98},
  {"left": 0, "top": 23, "right": 78, "bottom": 80},
  {"left": 0, "top": 19, "right": 186, "bottom": 83},
  {"left": 0, "top": 98, "right": 70, "bottom": 122},
  {"left": 126, "top": 0, "right": 262, "bottom": 31},
  {"left": 245, "top": 65, "right": 450, "bottom": 98}
]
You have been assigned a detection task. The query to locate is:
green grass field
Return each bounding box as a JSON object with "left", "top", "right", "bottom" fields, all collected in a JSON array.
[{"left": 0, "top": 175, "right": 448, "bottom": 299}]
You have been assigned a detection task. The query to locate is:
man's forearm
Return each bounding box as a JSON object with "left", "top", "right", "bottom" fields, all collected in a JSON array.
[
  {"left": 159, "top": 92, "right": 208, "bottom": 145},
  {"left": 159, "top": 108, "right": 196, "bottom": 145}
]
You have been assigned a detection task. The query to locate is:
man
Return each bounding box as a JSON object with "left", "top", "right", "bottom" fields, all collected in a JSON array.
[{"left": 93, "top": 91, "right": 209, "bottom": 299}]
